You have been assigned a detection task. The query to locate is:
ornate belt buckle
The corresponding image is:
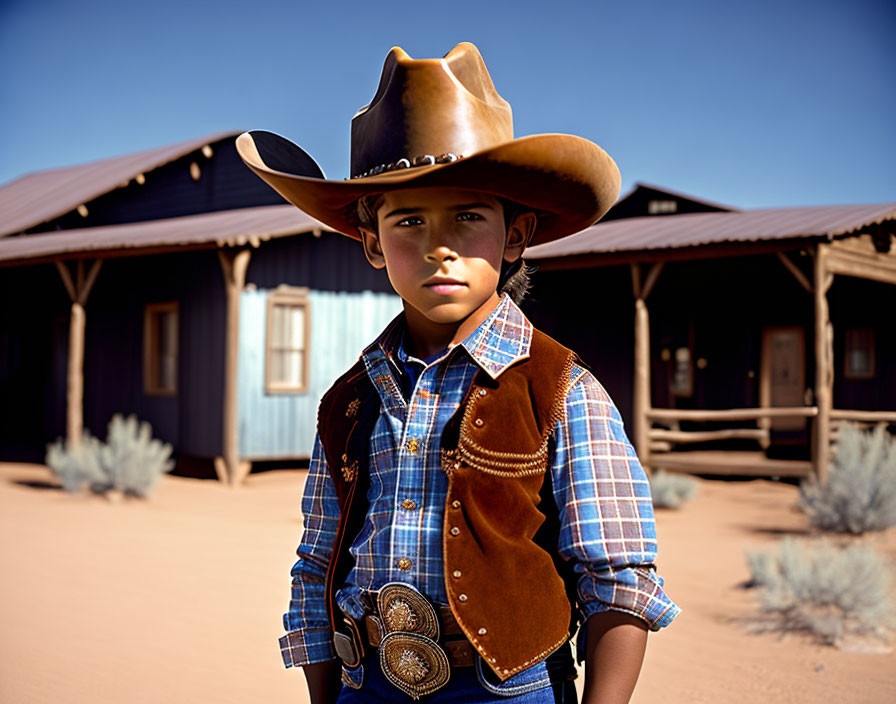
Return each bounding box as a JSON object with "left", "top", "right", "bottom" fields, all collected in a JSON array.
[
  {"left": 376, "top": 583, "right": 450, "bottom": 698},
  {"left": 379, "top": 631, "right": 450, "bottom": 699},
  {"left": 377, "top": 582, "right": 440, "bottom": 640}
]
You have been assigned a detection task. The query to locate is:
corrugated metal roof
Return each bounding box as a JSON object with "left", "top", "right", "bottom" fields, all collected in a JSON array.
[
  {"left": 527, "top": 202, "right": 896, "bottom": 260},
  {"left": 0, "top": 205, "right": 323, "bottom": 264},
  {"left": 0, "top": 131, "right": 241, "bottom": 238}
]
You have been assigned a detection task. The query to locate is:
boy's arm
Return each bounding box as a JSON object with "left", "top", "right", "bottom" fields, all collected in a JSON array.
[
  {"left": 551, "top": 367, "right": 680, "bottom": 699},
  {"left": 581, "top": 611, "right": 648, "bottom": 704},
  {"left": 279, "top": 434, "right": 342, "bottom": 700}
]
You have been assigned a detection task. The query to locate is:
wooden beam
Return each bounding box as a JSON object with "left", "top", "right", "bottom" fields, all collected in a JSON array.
[
  {"left": 813, "top": 243, "right": 833, "bottom": 483},
  {"left": 631, "top": 262, "right": 652, "bottom": 472},
  {"left": 648, "top": 406, "right": 818, "bottom": 421},
  {"left": 651, "top": 451, "right": 812, "bottom": 478},
  {"left": 218, "top": 248, "right": 251, "bottom": 486},
  {"left": 79, "top": 259, "right": 103, "bottom": 304},
  {"left": 55, "top": 260, "right": 77, "bottom": 301},
  {"left": 775, "top": 252, "right": 813, "bottom": 294},
  {"left": 642, "top": 262, "right": 664, "bottom": 299},
  {"left": 825, "top": 247, "right": 896, "bottom": 286},
  {"left": 830, "top": 409, "right": 896, "bottom": 423},
  {"left": 650, "top": 428, "right": 769, "bottom": 444}
]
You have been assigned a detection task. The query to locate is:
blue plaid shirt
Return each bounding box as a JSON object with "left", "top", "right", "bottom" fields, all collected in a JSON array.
[{"left": 280, "top": 295, "right": 679, "bottom": 667}]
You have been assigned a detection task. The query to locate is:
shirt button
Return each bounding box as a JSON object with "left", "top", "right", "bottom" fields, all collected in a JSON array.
[
  {"left": 458, "top": 593, "right": 468, "bottom": 602},
  {"left": 450, "top": 526, "right": 460, "bottom": 536},
  {"left": 402, "top": 499, "right": 417, "bottom": 510},
  {"left": 451, "top": 500, "right": 461, "bottom": 509},
  {"left": 406, "top": 438, "right": 420, "bottom": 454},
  {"left": 397, "top": 558, "right": 412, "bottom": 571},
  {"left": 478, "top": 628, "right": 487, "bottom": 636},
  {"left": 452, "top": 570, "right": 462, "bottom": 579}
]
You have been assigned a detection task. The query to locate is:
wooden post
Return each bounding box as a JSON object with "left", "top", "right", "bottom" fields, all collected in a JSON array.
[
  {"left": 55, "top": 259, "right": 103, "bottom": 448},
  {"left": 631, "top": 263, "right": 663, "bottom": 473},
  {"left": 813, "top": 244, "right": 834, "bottom": 483},
  {"left": 218, "top": 248, "right": 251, "bottom": 485}
]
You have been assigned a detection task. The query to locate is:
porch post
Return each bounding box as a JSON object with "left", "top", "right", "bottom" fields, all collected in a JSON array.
[
  {"left": 217, "top": 248, "right": 252, "bottom": 485},
  {"left": 631, "top": 262, "right": 663, "bottom": 473},
  {"left": 813, "top": 244, "right": 834, "bottom": 483},
  {"left": 55, "top": 259, "right": 103, "bottom": 447}
]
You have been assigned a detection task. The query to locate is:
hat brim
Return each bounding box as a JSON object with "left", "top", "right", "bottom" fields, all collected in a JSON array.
[{"left": 236, "top": 130, "right": 621, "bottom": 246}]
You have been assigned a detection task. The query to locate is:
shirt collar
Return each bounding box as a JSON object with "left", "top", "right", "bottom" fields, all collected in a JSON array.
[{"left": 363, "top": 295, "right": 532, "bottom": 380}]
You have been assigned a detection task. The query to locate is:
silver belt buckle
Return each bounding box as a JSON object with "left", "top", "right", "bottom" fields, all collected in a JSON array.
[{"left": 376, "top": 583, "right": 450, "bottom": 699}]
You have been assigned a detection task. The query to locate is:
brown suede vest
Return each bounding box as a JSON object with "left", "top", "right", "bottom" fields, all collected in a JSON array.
[{"left": 317, "top": 328, "right": 578, "bottom": 681}]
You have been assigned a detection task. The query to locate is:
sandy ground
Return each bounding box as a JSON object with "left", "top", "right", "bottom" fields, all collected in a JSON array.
[{"left": 1, "top": 463, "right": 894, "bottom": 704}]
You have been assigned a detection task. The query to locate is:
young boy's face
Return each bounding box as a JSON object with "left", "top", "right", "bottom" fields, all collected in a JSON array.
[{"left": 359, "top": 187, "right": 532, "bottom": 329}]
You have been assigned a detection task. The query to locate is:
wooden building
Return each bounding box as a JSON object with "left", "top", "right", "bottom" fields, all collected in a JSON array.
[
  {"left": 0, "top": 133, "right": 400, "bottom": 483},
  {"left": 524, "top": 188, "right": 896, "bottom": 480}
]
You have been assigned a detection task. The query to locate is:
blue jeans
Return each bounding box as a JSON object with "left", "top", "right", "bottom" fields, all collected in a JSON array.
[{"left": 337, "top": 643, "right": 577, "bottom": 703}]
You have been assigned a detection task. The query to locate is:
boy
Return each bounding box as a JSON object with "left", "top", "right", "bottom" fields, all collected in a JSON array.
[{"left": 237, "top": 43, "right": 678, "bottom": 703}]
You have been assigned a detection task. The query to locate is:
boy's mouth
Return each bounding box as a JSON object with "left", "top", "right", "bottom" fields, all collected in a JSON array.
[{"left": 423, "top": 277, "right": 467, "bottom": 295}]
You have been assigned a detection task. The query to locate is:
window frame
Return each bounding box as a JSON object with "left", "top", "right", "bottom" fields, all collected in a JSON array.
[
  {"left": 265, "top": 287, "right": 311, "bottom": 394},
  {"left": 843, "top": 328, "right": 875, "bottom": 380},
  {"left": 143, "top": 301, "right": 179, "bottom": 396}
]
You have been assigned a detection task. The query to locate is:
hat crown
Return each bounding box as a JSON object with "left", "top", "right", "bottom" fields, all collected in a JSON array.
[{"left": 350, "top": 43, "right": 513, "bottom": 178}]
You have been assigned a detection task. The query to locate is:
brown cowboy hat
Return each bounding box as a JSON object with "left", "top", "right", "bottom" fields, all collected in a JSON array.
[{"left": 236, "top": 42, "right": 621, "bottom": 246}]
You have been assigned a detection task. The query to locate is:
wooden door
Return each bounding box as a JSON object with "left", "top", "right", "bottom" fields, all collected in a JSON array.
[{"left": 760, "top": 327, "right": 807, "bottom": 433}]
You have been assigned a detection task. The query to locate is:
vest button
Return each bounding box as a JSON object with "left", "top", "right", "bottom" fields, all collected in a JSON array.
[
  {"left": 473, "top": 418, "right": 484, "bottom": 427},
  {"left": 451, "top": 500, "right": 461, "bottom": 509},
  {"left": 478, "top": 627, "right": 487, "bottom": 636},
  {"left": 450, "top": 526, "right": 460, "bottom": 536},
  {"left": 458, "top": 593, "right": 468, "bottom": 602},
  {"left": 478, "top": 388, "right": 487, "bottom": 397},
  {"left": 397, "top": 558, "right": 412, "bottom": 571},
  {"left": 405, "top": 438, "right": 420, "bottom": 454},
  {"left": 452, "top": 570, "right": 462, "bottom": 579},
  {"left": 402, "top": 499, "right": 417, "bottom": 510}
]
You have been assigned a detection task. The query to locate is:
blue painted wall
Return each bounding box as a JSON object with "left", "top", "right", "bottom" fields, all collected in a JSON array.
[{"left": 237, "top": 288, "right": 403, "bottom": 459}]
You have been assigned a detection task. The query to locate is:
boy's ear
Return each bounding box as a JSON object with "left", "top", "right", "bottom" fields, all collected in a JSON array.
[
  {"left": 503, "top": 212, "right": 537, "bottom": 263},
  {"left": 359, "top": 227, "right": 386, "bottom": 269}
]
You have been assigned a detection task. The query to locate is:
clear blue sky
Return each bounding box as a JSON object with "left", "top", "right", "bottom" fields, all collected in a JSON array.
[{"left": 1, "top": 0, "right": 893, "bottom": 208}]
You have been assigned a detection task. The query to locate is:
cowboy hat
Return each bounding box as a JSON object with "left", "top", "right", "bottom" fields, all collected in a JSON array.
[{"left": 236, "top": 42, "right": 621, "bottom": 246}]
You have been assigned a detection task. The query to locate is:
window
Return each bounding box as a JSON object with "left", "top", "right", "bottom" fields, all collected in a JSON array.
[
  {"left": 266, "top": 287, "right": 310, "bottom": 393},
  {"left": 844, "top": 328, "right": 875, "bottom": 379},
  {"left": 648, "top": 199, "right": 677, "bottom": 215},
  {"left": 144, "top": 302, "right": 178, "bottom": 395}
]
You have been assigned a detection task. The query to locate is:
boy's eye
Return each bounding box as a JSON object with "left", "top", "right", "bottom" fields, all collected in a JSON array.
[
  {"left": 396, "top": 215, "right": 424, "bottom": 226},
  {"left": 456, "top": 211, "right": 484, "bottom": 222}
]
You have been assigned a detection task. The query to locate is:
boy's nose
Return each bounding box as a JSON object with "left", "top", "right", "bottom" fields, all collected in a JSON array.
[{"left": 424, "top": 243, "right": 458, "bottom": 264}]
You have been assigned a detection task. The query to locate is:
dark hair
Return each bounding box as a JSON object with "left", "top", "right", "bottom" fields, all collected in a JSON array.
[{"left": 356, "top": 194, "right": 534, "bottom": 304}]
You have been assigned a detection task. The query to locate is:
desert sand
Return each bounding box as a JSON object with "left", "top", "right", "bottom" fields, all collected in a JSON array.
[{"left": 1, "top": 462, "right": 893, "bottom": 704}]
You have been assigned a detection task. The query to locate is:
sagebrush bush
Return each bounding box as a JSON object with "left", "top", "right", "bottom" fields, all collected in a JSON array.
[
  {"left": 799, "top": 423, "right": 896, "bottom": 534},
  {"left": 745, "top": 538, "right": 893, "bottom": 645},
  {"left": 650, "top": 469, "right": 698, "bottom": 509},
  {"left": 99, "top": 414, "right": 174, "bottom": 497},
  {"left": 46, "top": 431, "right": 106, "bottom": 493},
  {"left": 45, "top": 414, "right": 173, "bottom": 498}
]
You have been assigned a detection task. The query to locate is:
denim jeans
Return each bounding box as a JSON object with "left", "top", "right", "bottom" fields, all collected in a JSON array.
[{"left": 336, "top": 642, "right": 577, "bottom": 703}]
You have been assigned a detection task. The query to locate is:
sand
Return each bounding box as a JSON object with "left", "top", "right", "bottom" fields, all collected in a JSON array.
[{"left": 1, "top": 463, "right": 893, "bottom": 704}]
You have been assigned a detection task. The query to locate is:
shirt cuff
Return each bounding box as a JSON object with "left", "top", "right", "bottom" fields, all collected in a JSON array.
[
  {"left": 577, "top": 566, "right": 681, "bottom": 632},
  {"left": 279, "top": 627, "right": 338, "bottom": 669}
]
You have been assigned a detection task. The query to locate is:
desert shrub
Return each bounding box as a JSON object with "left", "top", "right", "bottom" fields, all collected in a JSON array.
[
  {"left": 745, "top": 538, "right": 893, "bottom": 645},
  {"left": 650, "top": 469, "right": 698, "bottom": 509},
  {"left": 799, "top": 423, "right": 896, "bottom": 534},
  {"left": 98, "top": 414, "right": 174, "bottom": 497},
  {"left": 46, "top": 431, "right": 106, "bottom": 493}
]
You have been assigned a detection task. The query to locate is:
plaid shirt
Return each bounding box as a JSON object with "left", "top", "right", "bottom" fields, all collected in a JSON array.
[{"left": 280, "top": 295, "right": 679, "bottom": 667}]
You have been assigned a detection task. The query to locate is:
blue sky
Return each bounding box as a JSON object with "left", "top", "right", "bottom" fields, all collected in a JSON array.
[{"left": 1, "top": 0, "right": 893, "bottom": 208}]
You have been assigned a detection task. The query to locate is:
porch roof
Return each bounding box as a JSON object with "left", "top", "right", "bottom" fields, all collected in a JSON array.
[
  {"left": 0, "top": 131, "right": 241, "bottom": 238},
  {"left": 0, "top": 205, "right": 324, "bottom": 266},
  {"left": 526, "top": 202, "right": 896, "bottom": 260}
]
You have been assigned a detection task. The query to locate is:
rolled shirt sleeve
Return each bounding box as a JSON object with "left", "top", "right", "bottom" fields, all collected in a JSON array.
[
  {"left": 552, "top": 366, "right": 680, "bottom": 631},
  {"left": 278, "top": 434, "right": 340, "bottom": 668}
]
